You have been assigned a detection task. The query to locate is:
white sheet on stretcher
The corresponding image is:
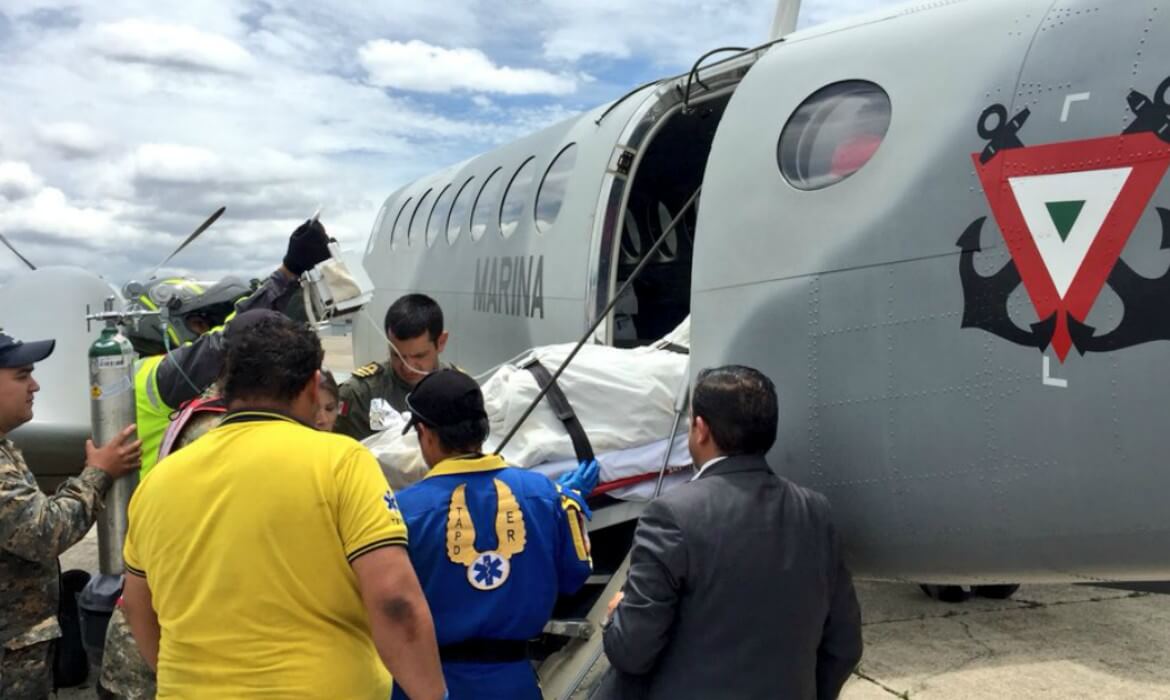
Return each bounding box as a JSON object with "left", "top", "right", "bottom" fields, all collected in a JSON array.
[
  {"left": 367, "top": 428, "right": 693, "bottom": 501},
  {"left": 531, "top": 433, "right": 693, "bottom": 501},
  {"left": 478, "top": 344, "right": 687, "bottom": 466},
  {"left": 362, "top": 318, "right": 692, "bottom": 498}
]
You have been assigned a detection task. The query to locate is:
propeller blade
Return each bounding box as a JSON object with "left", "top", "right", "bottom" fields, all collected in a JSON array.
[
  {"left": 148, "top": 206, "right": 226, "bottom": 279},
  {"left": 0, "top": 233, "right": 36, "bottom": 270}
]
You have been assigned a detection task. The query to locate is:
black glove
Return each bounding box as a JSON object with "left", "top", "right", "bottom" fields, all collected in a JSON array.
[{"left": 283, "top": 219, "right": 332, "bottom": 275}]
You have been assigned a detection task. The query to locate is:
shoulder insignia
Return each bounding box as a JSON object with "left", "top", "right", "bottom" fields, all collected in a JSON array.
[{"left": 352, "top": 362, "right": 383, "bottom": 379}]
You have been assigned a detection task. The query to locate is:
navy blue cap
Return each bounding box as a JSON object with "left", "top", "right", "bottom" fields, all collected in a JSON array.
[
  {"left": 0, "top": 332, "right": 55, "bottom": 369},
  {"left": 402, "top": 368, "right": 486, "bottom": 435}
]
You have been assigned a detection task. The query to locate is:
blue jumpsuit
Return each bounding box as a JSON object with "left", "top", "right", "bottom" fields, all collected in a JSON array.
[{"left": 391, "top": 454, "right": 592, "bottom": 700}]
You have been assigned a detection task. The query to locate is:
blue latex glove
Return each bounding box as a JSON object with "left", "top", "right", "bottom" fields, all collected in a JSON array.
[{"left": 558, "top": 458, "right": 600, "bottom": 497}]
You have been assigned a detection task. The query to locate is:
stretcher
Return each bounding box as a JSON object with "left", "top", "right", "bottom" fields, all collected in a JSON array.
[{"left": 363, "top": 319, "right": 693, "bottom": 498}]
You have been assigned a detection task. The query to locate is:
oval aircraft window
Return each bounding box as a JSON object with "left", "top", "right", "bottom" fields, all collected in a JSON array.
[
  {"left": 777, "top": 81, "right": 891, "bottom": 191},
  {"left": 408, "top": 189, "right": 432, "bottom": 247},
  {"left": 426, "top": 184, "right": 452, "bottom": 248},
  {"left": 471, "top": 168, "right": 503, "bottom": 242},
  {"left": 535, "top": 143, "right": 577, "bottom": 234},
  {"left": 446, "top": 176, "right": 475, "bottom": 245},
  {"left": 390, "top": 197, "right": 412, "bottom": 250},
  {"left": 500, "top": 156, "right": 536, "bottom": 239}
]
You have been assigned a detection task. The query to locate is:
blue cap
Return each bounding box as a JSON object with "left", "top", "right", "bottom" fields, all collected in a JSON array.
[{"left": 0, "top": 332, "right": 55, "bottom": 369}]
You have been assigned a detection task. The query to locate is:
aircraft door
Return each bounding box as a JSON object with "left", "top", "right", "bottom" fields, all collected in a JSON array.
[{"left": 592, "top": 75, "right": 741, "bottom": 347}]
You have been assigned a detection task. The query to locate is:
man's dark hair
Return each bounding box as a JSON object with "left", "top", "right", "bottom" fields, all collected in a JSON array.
[
  {"left": 691, "top": 365, "right": 778, "bottom": 456},
  {"left": 428, "top": 418, "right": 490, "bottom": 455},
  {"left": 223, "top": 315, "right": 323, "bottom": 405},
  {"left": 385, "top": 294, "right": 443, "bottom": 343}
]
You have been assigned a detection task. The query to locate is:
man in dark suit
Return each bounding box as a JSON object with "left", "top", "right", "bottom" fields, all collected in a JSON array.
[{"left": 601, "top": 365, "right": 863, "bottom": 700}]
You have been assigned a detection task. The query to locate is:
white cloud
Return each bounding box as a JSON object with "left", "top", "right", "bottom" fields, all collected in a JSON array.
[
  {"left": 359, "top": 40, "right": 577, "bottom": 96},
  {"left": 0, "top": 161, "right": 44, "bottom": 200},
  {"left": 0, "top": 0, "right": 906, "bottom": 287},
  {"left": 538, "top": 0, "right": 774, "bottom": 64},
  {"left": 0, "top": 163, "right": 138, "bottom": 253},
  {"left": 91, "top": 19, "right": 255, "bottom": 74},
  {"left": 3, "top": 187, "right": 120, "bottom": 241},
  {"left": 36, "top": 122, "right": 109, "bottom": 158},
  {"left": 129, "top": 143, "right": 224, "bottom": 185}
]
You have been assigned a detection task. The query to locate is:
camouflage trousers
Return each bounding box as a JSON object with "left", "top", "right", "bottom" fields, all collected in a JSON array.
[
  {"left": 99, "top": 606, "right": 156, "bottom": 699},
  {"left": 0, "top": 640, "right": 53, "bottom": 700}
]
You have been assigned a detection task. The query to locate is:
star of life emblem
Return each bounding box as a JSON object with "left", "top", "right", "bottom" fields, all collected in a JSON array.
[
  {"left": 467, "top": 551, "right": 511, "bottom": 590},
  {"left": 446, "top": 479, "right": 527, "bottom": 591}
]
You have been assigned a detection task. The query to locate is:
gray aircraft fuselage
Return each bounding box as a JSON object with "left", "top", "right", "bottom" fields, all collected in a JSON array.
[{"left": 356, "top": 0, "right": 1170, "bottom": 584}]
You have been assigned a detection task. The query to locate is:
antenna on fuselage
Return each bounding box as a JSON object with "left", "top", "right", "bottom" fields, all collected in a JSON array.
[{"left": 769, "top": 0, "right": 802, "bottom": 40}]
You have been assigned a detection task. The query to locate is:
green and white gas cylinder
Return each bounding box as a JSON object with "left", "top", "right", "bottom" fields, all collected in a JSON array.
[{"left": 88, "top": 298, "right": 139, "bottom": 575}]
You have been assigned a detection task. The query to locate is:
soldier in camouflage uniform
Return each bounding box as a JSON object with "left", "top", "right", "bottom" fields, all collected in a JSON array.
[
  {"left": 97, "top": 606, "right": 154, "bottom": 700},
  {"left": 335, "top": 294, "right": 454, "bottom": 441},
  {"left": 98, "top": 395, "right": 226, "bottom": 700},
  {"left": 0, "top": 331, "right": 141, "bottom": 700}
]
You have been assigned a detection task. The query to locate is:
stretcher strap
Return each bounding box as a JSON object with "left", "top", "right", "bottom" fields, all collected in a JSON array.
[{"left": 524, "top": 359, "right": 595, "bottom": 463}]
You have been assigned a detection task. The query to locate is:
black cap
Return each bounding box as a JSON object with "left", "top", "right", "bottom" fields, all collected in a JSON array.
[
  {"left": 0, "top": 332, "right": 55, "bottom": 369},
  {"left": 402, "top": 369, "right": 486, "bottom": 435}
]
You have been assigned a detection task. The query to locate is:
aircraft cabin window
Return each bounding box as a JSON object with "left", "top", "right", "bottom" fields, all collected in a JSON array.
[
  {"left": 499, "top": 156, "right": 536, "bottom": 239},
  {"left": 471, "top": 167, "right": 503, "bottom": 242},
  {"left": 366, "top": 201, "right": 389, "bottom": 255},
  {"left": 446, "top": 176, "right": 476, "bottom": 245},
  {"left": 408, "top": 188, "right": 433, "bottom": 247},
  {"left": 426, "top": 184, "right": 452, "bottom": 248},
  {"left": 390, "top": 196, "right": 412, "bottom": 250},
  {"left": 535, "top": 143, "right": 577, "bottom": 234},
  {"left": 777, "top": 80, "right": 891, "bottom": 191}
]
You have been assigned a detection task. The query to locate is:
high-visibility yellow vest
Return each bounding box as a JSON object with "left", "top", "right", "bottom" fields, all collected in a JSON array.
[
  {"left": 135, "top": 355, "right": 173, "bottom": 477},
  {"left": 133, "top": 289, "right": 243, "bottom": 475}
]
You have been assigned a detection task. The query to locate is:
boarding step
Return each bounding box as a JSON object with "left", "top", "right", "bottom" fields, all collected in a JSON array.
[{"left": 542, "top": 618, "right": 594, "bottom": 640}]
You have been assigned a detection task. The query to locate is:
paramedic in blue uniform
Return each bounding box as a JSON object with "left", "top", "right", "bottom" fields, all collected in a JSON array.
[{"left": 391, "top": 369, "right": 594, "bottom": 700}]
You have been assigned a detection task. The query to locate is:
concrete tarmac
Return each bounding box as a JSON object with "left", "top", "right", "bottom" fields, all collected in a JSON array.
[
  {"left": 842, "top": 581, "right": 1170, "bottom": 699},
  {"left": 58, "top": 523, "right": 1170, "bottom": 699}
]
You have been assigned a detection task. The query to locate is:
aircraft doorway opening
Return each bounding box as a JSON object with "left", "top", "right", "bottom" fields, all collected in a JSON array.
[{"left": 612, "top": 93, "right": 731, "bottom": 347}]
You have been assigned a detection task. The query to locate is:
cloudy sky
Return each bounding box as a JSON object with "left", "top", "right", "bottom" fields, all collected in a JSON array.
[{"left": 0, "top": 0, "right": 901, "bottom": 286}]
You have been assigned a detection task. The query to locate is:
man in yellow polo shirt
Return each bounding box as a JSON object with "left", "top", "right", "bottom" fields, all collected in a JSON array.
[{"left": 119, "top": 311, "right": 447, "bottom": 700}]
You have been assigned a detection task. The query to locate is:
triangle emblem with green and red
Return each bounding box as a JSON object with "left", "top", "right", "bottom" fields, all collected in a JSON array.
[{"left": 973, "top": 131, "right": 1170, "bottom": 360}]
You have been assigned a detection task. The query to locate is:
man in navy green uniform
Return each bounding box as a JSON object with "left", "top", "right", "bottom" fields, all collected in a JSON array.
[
  {"left": 390, "top": 370, "right": 593, "bottom": 700},
  {"left": 335, "top": 294, "right": 454, "bottom": 442}
]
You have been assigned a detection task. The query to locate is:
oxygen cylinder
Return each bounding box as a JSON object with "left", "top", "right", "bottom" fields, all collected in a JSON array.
[{"left": 88, "top": 301, "right": 139, "bottom": 575}]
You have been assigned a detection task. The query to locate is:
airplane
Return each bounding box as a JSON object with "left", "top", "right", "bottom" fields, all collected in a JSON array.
[
  {"left": 350, "top": 0, "right": 1170, "bottom": 607},
  {"left": 4, "top": 0, "right": 1170, "bottom": 691}
]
